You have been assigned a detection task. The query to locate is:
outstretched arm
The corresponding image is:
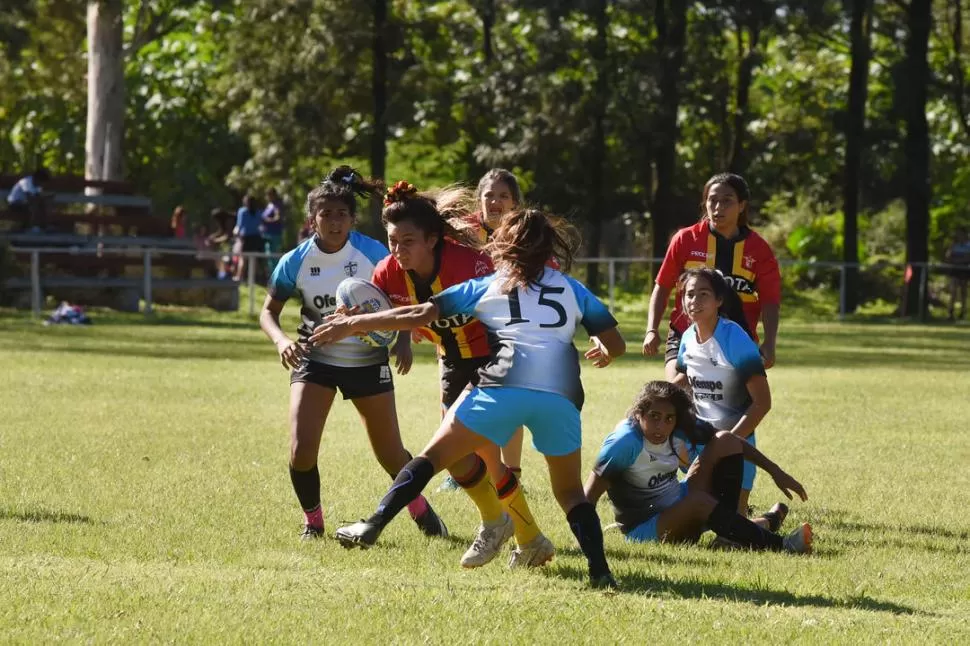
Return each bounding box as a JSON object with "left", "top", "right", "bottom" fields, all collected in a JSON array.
[
  {"left": 586, "top": 326, "right": 626, "bottom": 367},
  {"left": 309, "top": 302, "right": 440, "bottom": 345},
  {"left": 729, "top": 433, "right": 807, "bottom": 502}
]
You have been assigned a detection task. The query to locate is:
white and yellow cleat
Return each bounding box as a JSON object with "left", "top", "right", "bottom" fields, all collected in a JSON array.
[{"left": 460, "top": 513, "right": 515, "bottom": 568}]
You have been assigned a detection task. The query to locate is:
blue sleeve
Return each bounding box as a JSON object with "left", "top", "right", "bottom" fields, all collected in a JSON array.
[
  {"left": 720, "top": 320, "right": 766, "bottom": 381},
  {"left": 593, "top": 420, "right": 644, "bottom": 477},
  {"left": 235, "top": 207, "right": 245, "bottom": 229},
  {"left": 431, "top": 275, "right": 495, "bottom": 318},
  {"left": 267, "top": 244, "right": 306, "bottom": 301},
  {"left": 565, "top": 276, "right": 618, "bottom": 336},
  {"left": 350, "top": 231, "right": 390, "bottom": 265}
]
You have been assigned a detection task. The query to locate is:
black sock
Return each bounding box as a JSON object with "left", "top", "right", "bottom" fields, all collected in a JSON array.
[
  {"left": 369, "top": 457, "right": 435, "bottom": 529},
  {"left": 566, "top": 502, "right": 611, "bottom": 579},
  {"left": 289, "top": 464, "right": 321, "bottom": 512},
  {"left": 706, "top": 502, "right": 783, "bottom": 550},
  {"left": 710, "top": 453, "right": 743, "bottom": 510}
]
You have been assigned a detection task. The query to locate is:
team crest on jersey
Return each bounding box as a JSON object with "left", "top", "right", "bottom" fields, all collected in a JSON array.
[
  {"left": 310, "top": 267, "right": 320, "bottom": 277},
  {"left": 475, "top": 260, "right": 490, "bottom": 276},
  {"left": 344, "top": 261, "right": 358, "bottom": 277},
  {"left": 743, "top": 255, "right": 755, "bottom": 269}
]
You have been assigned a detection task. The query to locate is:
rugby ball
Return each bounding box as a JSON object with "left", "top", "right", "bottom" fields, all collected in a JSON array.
[{"left": 335, "top": 277, "right": 398, "bottom": 348}]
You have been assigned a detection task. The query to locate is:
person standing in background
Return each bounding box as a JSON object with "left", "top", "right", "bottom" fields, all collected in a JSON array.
[
  {"left": 262, "top": 188, "right": 285, "bottom": 274},
  {"left": 233, "top": 194, "right": 264, "bottom": 281}
]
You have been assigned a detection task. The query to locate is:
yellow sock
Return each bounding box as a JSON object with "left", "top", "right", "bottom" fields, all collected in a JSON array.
[
  {"left": 456, "top": 471, "right": 504, "bottom": 524},
  {"left": 499, "top": 481, "right": 541, "bottom": 545}
]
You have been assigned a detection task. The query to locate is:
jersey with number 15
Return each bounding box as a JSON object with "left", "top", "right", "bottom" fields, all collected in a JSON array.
[{"left": 430, "top": 268, "right": 618, "bottom": 410}]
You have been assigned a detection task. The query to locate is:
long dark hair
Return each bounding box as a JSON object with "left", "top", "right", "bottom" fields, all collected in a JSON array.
[
  {"left": 487, "top": 209, "right": 579, "bottom": 292},
  {"left": 381, "top": 180, "right": 482, "bottom": 249},
  {"left": 677, "top": 266, "right": 753, "bottom": 339},
  {"left": 699, "top": 172, "right": 751, "bottom": 228},
  {"left": 305, "top": 165, "right": 383, "bottom": 220},
  {"left": 627, "top": 380, "right": 696, "bottom": 437}
]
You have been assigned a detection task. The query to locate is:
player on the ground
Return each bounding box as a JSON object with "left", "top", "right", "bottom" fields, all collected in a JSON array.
[
  {"left": 372, "top": 180, "right": 555, "bottom": 568},
  {"left": 311, "top": 208, "right": 626, "bottom": 588},
  {"left": 585, "top": 380, "right": 812, "bottom": 552},
  {"left": 257, "top": 166, "right": 448, "bottom": 541}
]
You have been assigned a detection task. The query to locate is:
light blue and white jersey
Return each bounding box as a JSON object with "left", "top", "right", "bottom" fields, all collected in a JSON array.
[
  {"left": 593, "top": 419, "right": 689, "bottom": 531},
  {"left": 269, "top": 232, "right": 389, "bottom": 367},
  {"left": 676, "top": 317, "right": 766, "bottom": 430},
  {"left": 431, "top": 268, "right": 617, "bottom": 409}
]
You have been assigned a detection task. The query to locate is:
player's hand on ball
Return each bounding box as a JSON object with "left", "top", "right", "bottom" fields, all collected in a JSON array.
[
  {"left": 276, "top": 338, "right": 308, "bottom": 370},
  {"left": 770, "top": 469, "right": 808, "bottom": 502},
  {"left": 309, "top": 315, "right": 354, "bottom": 346},
  {"left": 585, "top": 336, "right": 612, "bottom": 368}
]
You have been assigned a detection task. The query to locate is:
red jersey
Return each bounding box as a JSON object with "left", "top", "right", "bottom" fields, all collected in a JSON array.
[
  {"left": 372, "top": 241, "right": 494, "bottom": 360},
  {"left": 655, "top": 221, "right": 781, "bottom": 339}
]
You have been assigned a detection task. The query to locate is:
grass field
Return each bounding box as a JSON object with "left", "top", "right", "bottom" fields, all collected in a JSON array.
[{"left": 1, "top": 303, "right": 969, "bottom": 643}]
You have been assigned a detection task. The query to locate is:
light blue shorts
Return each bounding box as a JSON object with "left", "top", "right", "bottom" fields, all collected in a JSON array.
[
  {"left": 453, "top": 386, "right": 582, "bottom": 457},
  {"left": 624, "top": 481, "right": 690, "bottom": 543}
]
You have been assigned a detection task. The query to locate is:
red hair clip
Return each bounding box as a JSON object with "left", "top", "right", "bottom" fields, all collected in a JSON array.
[{"left": 383, "top": 180, "right": 417, "bottom": 206}]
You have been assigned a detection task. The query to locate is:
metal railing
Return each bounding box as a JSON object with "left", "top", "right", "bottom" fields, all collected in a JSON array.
[{"left": 6, "top": 245, "right": 969, "bottom": 321}]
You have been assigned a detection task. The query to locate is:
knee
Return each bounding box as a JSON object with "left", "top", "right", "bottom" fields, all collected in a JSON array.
[{"left": 552, "top": 484, "right": 587, "bottom": 514}]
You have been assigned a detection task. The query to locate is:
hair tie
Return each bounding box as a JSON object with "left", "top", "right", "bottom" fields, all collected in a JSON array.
[
  {"left": 383, "top": 180, "right": 418, "bottom": 206},
  {"left": 341, "top": 173, "right": 356, "bottom": 185}
]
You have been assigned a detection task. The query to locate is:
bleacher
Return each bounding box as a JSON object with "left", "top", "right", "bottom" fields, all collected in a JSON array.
[{"left": 0, "top": 174, "right": 239, "bottom": 312}]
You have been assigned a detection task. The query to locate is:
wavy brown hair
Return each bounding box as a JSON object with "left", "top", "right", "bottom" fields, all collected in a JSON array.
[
  {"left": 486, "top": 208, "right": 580, "bottom": 292},
  {"left": 382, "top": 181, "right": 482, "bottom": 249},
  {"left": 626, "top": 380, "right": 696, "bottom": 437}
]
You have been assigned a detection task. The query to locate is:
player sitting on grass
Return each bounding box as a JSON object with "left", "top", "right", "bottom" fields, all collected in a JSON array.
[
  {"left": 310, "top": 208, "right": 625, "bottom": 588},
  {"left": 258, "top": 166, "right": 448, "bottom": 542},
  {"left": 585, "top": 380, "right": 812, "bottom": 552}
]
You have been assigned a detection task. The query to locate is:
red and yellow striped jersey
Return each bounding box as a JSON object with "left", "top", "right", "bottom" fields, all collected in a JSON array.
[
  {"left": 656, "top": 221, "right": 781, "bottom": 339},
  {"left": 372, "top": 241, "right": 494, "bottom": 360}
]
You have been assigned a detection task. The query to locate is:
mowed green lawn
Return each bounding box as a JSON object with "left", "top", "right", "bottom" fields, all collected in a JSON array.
[{"left": 0, "top": 308, "right": 968, "bottom": 643}]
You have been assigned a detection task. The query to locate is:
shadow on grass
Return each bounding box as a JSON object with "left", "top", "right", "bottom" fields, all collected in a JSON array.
[
  {"left": 0, "top": 508, "right": 96, "bottom": 525},
  {"left": 812, "top": 514, "right": 970, "bottom": 557},
  {"left": 542, "top": 564, "right": 922, "bottom": 615}
]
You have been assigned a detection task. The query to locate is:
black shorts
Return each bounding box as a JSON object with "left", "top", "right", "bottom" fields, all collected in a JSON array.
[
  {"left": 664, "top": 327, "right": 683, "bottom": 365},
  {"left": 439, "top": 355, "right": 491, "bottom": 408},
  {"left": 290, "top": 360, "right": 394, "bottom": 400},
  {"left": 241, "top": 235, "right": 264, "bottom": 253}
]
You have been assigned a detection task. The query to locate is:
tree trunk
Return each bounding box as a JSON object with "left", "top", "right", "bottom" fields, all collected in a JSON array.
[
  {"left": 842, "top": 0, "right": 873, "bottom": 314},
  {"left": 727, "top": 3, "right": 762, "bottom": 175},
  {"left": 85, "top": 0, "right": 125, "bottom": 191},
  {"left": 586, "top": 0, "right": 609, "bottom": 291},
  {"left": 650, "top": 0, "right": 688, "bottom": 260},
  {"left": 901, "top": 0, "right": 932, "bottom": 318},
  {"left": 479, "top": 0, "right": 494, "bottom": 64},
  {"left": 369, "top": 0, "right": 388, "bottom": 236}
]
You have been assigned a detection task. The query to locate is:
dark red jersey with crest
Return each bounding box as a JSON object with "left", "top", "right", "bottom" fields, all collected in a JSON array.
[
  {"left": 656, "top": 221, "right": 781, "bottom": 339},
  {"left": 372, "top": 241, "right": 494, "bottom": 360}
]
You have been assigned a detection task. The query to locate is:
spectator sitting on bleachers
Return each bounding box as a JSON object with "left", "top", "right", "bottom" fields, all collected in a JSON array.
[
  {"left": 170, "top": 205, "right": 188, "bottom": 238},
  {"left": 233, "top": 194, "right": 263, "bottom": 281},
  {"left": 7, "top": 167, "right": 51, "bottom": 231}
]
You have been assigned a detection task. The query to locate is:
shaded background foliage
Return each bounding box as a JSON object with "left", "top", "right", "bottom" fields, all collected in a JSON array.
[{"left": 2, "top": 0, "right": 969, "bottom": 310}]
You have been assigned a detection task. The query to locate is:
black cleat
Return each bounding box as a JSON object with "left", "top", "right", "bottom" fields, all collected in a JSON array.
[
  {"left": 413, "top": 506, "right": 449, "bottom": 538},
  {"left": 300, "top": 524, "right": 324, "bottom": 541},
  {"left": 335, "top": 519, "right": 382, "bottom": 549}
]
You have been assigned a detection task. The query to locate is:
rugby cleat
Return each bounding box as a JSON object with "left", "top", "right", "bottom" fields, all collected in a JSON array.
[
  {"left": 782, "top": 522, "right": 814, "bottom": 554},
  {"left": 460, "top": 513, "right": 515, "bottom": 568},
  {"left": 335, "top": 519, "right": 382, "bottom": 549},
  {"left": 413, "top": 506, "right": 449, "bottom": 538},
  {"left": 508, "top": 533, "right": 555, "bottom": 569},
  {"left": 436, "top": 475, "right": 461, "bottom": 493}
]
